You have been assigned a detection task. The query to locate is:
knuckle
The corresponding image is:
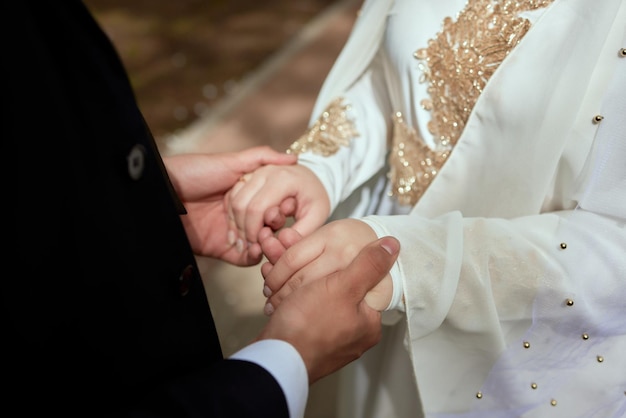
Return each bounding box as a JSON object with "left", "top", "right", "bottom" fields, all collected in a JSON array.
[
  {"left": 231, "top": 198, "right": 247, "bottom": 213},
  {"left": 265, "top": 273, "right": 287, "bottom": 293},
  {"left": 281, "top": 249, "right": 300, "bottom": 270},
  {"left": 287, "top": 275, "right": 303, "bottom": 292}
]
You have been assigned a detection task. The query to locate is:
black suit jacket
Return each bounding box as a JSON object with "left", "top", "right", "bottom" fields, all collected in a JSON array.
[{"left": 7, "top": 1, "right": 288, "bottom": 416}]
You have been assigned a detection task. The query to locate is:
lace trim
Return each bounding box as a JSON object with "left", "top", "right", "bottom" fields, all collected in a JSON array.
[
  {"left": 286, "top": 97, "right": 359, "bottom": 156},
  {"left": 389, "top": 0, "right": 553, "bottom": 205}
]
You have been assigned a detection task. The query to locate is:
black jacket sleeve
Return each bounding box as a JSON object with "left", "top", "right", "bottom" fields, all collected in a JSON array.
[
  {"left": 7, "top": 1, "right": 289, "bottom": 417},
  {"left": 133, "top": 360, "right": 289, "bottom": 418}
]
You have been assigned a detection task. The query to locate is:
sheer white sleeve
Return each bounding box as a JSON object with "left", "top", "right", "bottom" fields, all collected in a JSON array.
[{"left": 290, "top": 49, "right": 393, "bottom": 216}]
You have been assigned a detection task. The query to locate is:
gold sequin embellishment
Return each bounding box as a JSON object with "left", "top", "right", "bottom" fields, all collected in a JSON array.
[
  {"left": 390, "top": 0, "right": 553, "bottom": 205},
  {"left": 287, "top": 97, "right": 359, "bottom": 156},
  {"left": 389, "top": 113, "right": 450, "bottom": 205}
]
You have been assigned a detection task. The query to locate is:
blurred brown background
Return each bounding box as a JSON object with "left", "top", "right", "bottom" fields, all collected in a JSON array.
[
  {"left": 85, "top": 0, "right": 351, "bottom": 147},
  {"left": 85, "top": 1, "right": 360, "bottom": 416}
]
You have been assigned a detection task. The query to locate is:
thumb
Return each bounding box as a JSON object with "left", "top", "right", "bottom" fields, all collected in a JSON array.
[{"left": 336, "top": 236, "right": 400, "bottom": 301}]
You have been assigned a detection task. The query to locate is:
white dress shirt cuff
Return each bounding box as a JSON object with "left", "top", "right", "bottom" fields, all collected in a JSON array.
[{"left": 360, "top": 217, "right": 405, "bottom": 312}]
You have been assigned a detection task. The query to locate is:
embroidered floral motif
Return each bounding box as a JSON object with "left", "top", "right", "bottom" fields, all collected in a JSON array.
[
  {"left": 286, "top": 97, "right": 359, "bottom": 156},
  {"left": 389, "top": 0, "right": 553, "bottom": 205},
  {"left": 389, "top": 112, "right": 450, "bottom": 205}
]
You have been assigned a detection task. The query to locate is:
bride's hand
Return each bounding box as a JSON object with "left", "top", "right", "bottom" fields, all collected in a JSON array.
[{"left": 260, "top": 219, "right": 394, "bottom": 313}]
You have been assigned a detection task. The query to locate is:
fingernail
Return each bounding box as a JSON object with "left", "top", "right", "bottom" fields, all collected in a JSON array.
[
  {"left": 264, "top": 302, "right": 274, "bottom": 316},
  {"left": 227, "top": 230, "right": 236, "bottom": 246},
  {"left": 236, "top": 238, "right": 245, "bottom": 253},
  {"left": 380, "top": 238, "right": 399, "bottom": 255},
  {"left": 263, "top": 285, "right": 272, "bottom": 297},
  {"left": 381, "top": 243, "right": 394, "bottom": 254}
]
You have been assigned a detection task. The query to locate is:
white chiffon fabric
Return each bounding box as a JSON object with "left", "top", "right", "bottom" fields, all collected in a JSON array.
[{"left": 295, "top": 0, "right": 626, "bottom": 416}]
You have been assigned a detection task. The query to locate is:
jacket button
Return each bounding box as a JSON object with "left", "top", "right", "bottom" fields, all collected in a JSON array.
[
  {"left": 619, "top": 48, "right": 626, "bottom": 58},
  {"left": 592, "top": 114, "right": 604, "bottom": 124},
  {"left": 127, "top": 144, "right": 146, "bottom": 180},
  {"left": 179, "top": 264, "right": 194, "bottom": 296}
]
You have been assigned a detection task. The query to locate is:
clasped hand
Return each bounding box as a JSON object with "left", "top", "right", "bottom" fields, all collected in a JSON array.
[
  {"left": 223, "top": 159, "right": 394, "bottom": 311},
  {"left": 165, "top": 148, "right": 394, "bottom": 311},
  {"left": 162, "top": 146, "right": 297, "bottom": 266},
  {"left": 259, "top": 219, "right": 395, "bottom": 312},
  {"left": 225, "top": 163, "right": 331, "bottom": 247}
]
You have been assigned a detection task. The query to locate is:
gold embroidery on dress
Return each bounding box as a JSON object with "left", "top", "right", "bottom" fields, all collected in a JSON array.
[
  {"left": 287, "top": 97, "right": 359, "bottom": 156},
  {"left": 389, "top": 0, "right": 554, "bottom": 205},
  {"left": 390, "top": 112, "right": 450, "bottom": 205}
]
